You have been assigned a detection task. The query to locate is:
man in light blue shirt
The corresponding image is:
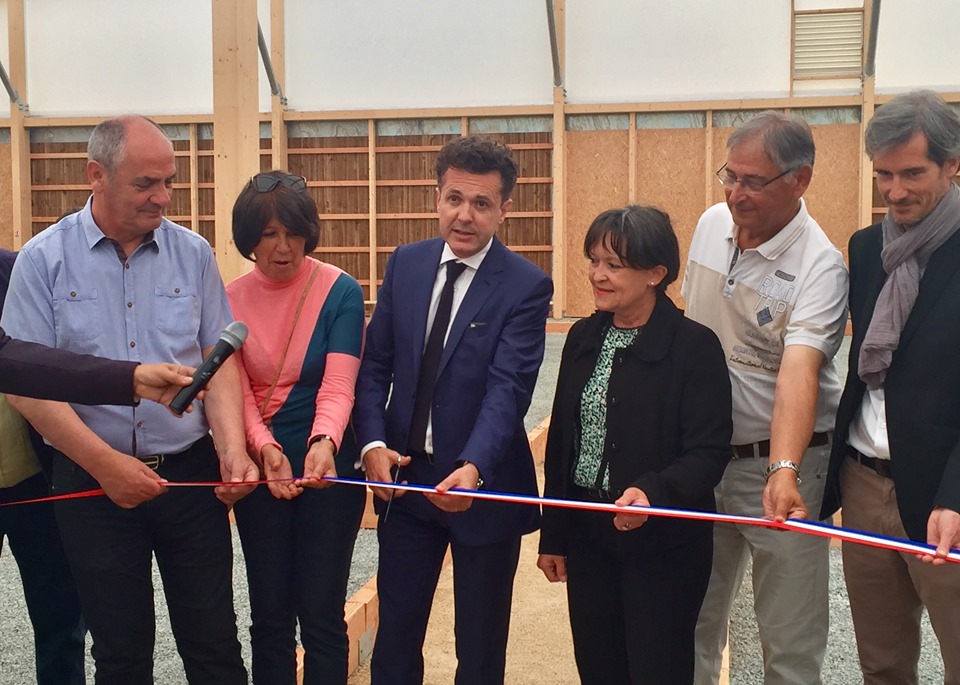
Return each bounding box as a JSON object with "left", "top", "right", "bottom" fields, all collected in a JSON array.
[{"left": 2, "top": 115, "right": 257, "bottom": 685}]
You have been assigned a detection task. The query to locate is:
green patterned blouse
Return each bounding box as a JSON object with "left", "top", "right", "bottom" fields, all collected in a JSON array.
[{"left": 573, "top": 325, "right": 640, "bottom": 490}]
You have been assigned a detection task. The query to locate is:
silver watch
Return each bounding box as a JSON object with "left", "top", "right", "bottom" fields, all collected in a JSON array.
[{"left": 764, "top": 460, "right": 801, "bottom": 484}]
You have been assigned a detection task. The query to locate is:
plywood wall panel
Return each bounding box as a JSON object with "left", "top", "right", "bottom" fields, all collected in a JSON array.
[
  {"left": 0, "top": 144, "right": 13, "bottom": 249},
  {"left": 635, "top": 129, "right": 706, "bottom": 304},
  {"left": 805, "top": 124, "right": 861, "bottom": 265},
  {"left": 564, "top": 130, "right": 630, "bottom": 317}
]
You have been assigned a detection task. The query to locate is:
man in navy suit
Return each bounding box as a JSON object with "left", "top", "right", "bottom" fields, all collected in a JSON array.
[{"left": 354, "top": 136, "right": 552, "bottom": 684}]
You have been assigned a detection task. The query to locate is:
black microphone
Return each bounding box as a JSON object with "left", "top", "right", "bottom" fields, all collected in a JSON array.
[{"left": 169, "top": 321, "right": 248, "bottom": 415}]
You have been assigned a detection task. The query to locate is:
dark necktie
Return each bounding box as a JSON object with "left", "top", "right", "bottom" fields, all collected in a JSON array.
[{"left": 408, "top": 260, "right": 468, "bottom": 455}]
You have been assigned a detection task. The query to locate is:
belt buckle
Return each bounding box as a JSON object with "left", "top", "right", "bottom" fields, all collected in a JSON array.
[{"left": 140, "top": 454, "right": 164, "bottom": 471}]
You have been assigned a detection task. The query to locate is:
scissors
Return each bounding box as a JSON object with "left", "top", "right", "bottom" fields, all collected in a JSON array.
[{"left": 382, "top": 458, "right": 403, "bottom": 523}]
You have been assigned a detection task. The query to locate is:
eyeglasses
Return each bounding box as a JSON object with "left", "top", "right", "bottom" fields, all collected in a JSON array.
[
  {"left": 251, "top": 173, "right": 307, "bottom": 193},
  {"left": 715, "top": 163, "right": 796, "bottom": 193}
]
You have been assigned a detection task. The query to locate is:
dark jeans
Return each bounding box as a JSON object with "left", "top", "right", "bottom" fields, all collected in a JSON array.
[
  {"left": 0, "top": 472, "right": 85, "bottom": 685},
  {"left": 565, "top": 508, "right": 713, "bottom": 685},
  {"left": 52, "top": 435, "right": 247, "bottom": 685},
  {"left": 234, "top": 480, "right": 365, "bottom": 685}
]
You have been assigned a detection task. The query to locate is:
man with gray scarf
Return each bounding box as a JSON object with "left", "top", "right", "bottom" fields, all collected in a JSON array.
[{"left": 821, "top": 90, "right": 960, "bottom": 684}]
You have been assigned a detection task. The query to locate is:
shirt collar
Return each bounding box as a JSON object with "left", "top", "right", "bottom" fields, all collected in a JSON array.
[
  {"left": 725, "top": 198, "right": 809, "bottom": 261},
  {"left": 439, "top": 237, "right": 493, "bottom": 271},
  {"left": 79, "top": 196, "right": 159, "bottom": 253}
]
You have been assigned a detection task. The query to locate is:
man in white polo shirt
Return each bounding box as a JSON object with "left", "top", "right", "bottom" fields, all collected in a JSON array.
[{"left": 684, "top": 111, "right": 848, "bottom": 685}]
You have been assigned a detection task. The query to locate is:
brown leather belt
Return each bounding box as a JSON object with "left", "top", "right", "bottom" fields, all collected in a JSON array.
[
  {"left": 730, "top": 431, "right": 830, "bottom": 460},
  {"left": 846, "top": 445, "right": 893, "bottom": 479}
]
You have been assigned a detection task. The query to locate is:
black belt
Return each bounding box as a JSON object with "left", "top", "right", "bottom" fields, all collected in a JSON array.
[
  {"left": 731, "top": 431, "right": 830, "bottom": 460},
  {"left": 846, "top": 445, "right": 893, "bottom": 479},
  {"left": 570, "top": 484, "right": 616, "bottom": 503}
]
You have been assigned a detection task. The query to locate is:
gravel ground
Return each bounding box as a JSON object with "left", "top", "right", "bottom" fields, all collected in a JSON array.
[{"left": 0, "top": 334, "right": 947, "bottom": 682}]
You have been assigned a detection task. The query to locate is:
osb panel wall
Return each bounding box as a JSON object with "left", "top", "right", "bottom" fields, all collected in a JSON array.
[
  {"left": 564, "top": 130, "right": 630, "bottom": 317},
  {"left": 635, "top": 129, "right": 706, "bottom": 305},
  {"left": 0, "top": 144, "right": 13, "bottom": 249},
  {"left": 804, "top": 124, "right": 861, "bottom": 265}
]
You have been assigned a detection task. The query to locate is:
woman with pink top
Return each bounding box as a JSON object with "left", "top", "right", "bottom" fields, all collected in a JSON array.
[{"left": 227, "top": 171, "right": 365, "bottom": 685}]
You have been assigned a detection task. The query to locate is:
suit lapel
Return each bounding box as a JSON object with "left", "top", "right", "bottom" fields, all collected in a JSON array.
[
  {"left": 436, "top": 238, "right": 506, "bottom": 378},
  {"left": 898, "top": 225, "right": 960, "bottom": 352}
]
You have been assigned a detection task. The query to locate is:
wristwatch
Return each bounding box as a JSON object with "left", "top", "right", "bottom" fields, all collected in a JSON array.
[
  {"left": 459, "top": 460, "right": 484, "bottom": 489},
  {"left": 764, "top": 460, "right": 801, "bottom": 485}
]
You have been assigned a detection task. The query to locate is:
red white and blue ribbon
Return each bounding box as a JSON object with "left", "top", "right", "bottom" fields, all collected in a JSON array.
[{"left": 4, "top": 475, "right": 958, "bottom": 563}]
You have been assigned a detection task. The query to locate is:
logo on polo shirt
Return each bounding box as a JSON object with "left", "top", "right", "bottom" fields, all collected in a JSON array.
[
  {"left": 757, "top": 307, "right": 774, "bottom": 326},
  {"left": 775, "top": 269, "right": 796, "bottom": 282}
]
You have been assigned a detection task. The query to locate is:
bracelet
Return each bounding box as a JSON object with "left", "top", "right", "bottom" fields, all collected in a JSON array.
[
  {"left": 764, "top": 460, "right": 802, "bottom": 485},
  {"left": 308, "top": 434, "right": 338, "bottom": 456}
]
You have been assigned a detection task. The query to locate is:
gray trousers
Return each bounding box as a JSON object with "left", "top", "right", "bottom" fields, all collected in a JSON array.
[{"left": 693, "top": 443, "right": 830, "bottom": 685}]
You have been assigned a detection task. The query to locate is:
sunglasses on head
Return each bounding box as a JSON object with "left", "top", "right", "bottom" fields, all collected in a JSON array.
[{"left": 251, "top": 173, "right": 307, "bottom": 193}]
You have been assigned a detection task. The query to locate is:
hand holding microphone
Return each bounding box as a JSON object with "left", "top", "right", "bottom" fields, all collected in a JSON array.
[{"left": 169, "top": 321, "right": 248, "bottom": 415}]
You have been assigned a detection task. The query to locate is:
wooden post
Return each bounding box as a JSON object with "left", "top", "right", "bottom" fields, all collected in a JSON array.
[
  {"left": 189, "top": 123, "right": 200, "bottom": 232},
  {"left": 859, "top": 0, "right": 877, "bottom": 230},
  {"left": 8, "top": 0, "right": 30, "bottom": 249},
  {"left": 550, "top": 0, "right": 566, "bottom": 318},
  {"left": 270, "top": 0, "right": 287, "bottom": 171},
  {"left": 212, "top": 0, "right": 260, "bottom": 282},
  {"left": 705, "top": 109, "right": 715, "bottom": 211},
  {"left": 628, "top": 112, "right": 637, "bottom": 203},
  {"left": 860, "top": 75, "right": 876, "bottom": 229},
  {"left": 367, "top": 119, "right": 378, "bottom": 304}
]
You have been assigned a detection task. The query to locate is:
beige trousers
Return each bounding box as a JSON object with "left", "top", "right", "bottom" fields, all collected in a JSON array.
[{"left": 840, "top": 457, "right": 960, "bottom": 685}]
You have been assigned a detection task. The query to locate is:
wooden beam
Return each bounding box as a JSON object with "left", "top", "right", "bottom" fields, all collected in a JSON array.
[
  {"left": 23, "top": 113, "right": 214, "bottom": 127},
  {"left": 789, "top": 0, "right": 796, "bottom": 97},
  {"left": 283, "top": 104, "right": 554, "bottom": 122},
  {"left": 705, "top": 110, "right": 715, "bottom": 210},
  {"left": 189, "top": 124, "right": 200, "bottom": 232},
  {"left": 550, "top": 0, "right": 566, "bottom": 318},
  {"left": 212, "top": 0, "right": 260, "bottom": 282},
  {"left": 270, "top": 0, "right": 287, "bottom": 170},
  {"left": 859, "top": 0, "right": 877, "bottom": 230},
  {"left": 7, "top": 0, "right": 30, "bottom": 249},
  {"left": 564, "top": 95, "right": 862, "bottom": 115},
  {"left": 367, "top": 119, "right": 378, "bottom": 304},
  {"left": 628, "top": 112, "right": 637, "bottom": 203}
]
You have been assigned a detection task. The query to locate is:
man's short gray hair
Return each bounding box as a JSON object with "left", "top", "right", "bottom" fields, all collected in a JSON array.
[
  {"left": 865, "top": 90, "right": 960, "bottom": 165},
  {"left": 727, "top": 110, "right": 816, "bottom": 173},
  {"left": 87, "top": 119, "right": 129, "bottom": 172},
  {"left": 87, "top": 115, "right": 166, "bottom": 172}
]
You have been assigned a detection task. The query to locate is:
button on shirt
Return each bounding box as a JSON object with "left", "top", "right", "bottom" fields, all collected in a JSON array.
[
  {"left": 847, "top": 388, "right": 890, "bottom": 460},
  {"left": 0, "top": 199, "right": 233, "bottom": 456}
]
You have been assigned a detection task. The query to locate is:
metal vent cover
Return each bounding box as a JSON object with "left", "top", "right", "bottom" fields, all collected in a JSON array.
[{"left": 794, "top": 10, "right": 863, "bottom": 79}]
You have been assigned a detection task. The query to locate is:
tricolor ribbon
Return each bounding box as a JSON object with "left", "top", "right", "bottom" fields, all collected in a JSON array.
[{"left": 4, "top": 475, "right": 958, "bottom": 563}]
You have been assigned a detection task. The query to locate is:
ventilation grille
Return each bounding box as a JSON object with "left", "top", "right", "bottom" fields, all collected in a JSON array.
[{"left": 794, "top": 10, "right": 863, "bottom": 79}]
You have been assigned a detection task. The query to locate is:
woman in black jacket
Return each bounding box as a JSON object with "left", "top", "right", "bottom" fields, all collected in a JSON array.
[{"left": 537, "top": 205, "right": 733, "bottom": 685}]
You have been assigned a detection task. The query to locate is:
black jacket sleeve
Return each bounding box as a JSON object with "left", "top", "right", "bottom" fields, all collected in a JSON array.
[{"left": 0, "top": 327, "right": 137, "bottom": 405}]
